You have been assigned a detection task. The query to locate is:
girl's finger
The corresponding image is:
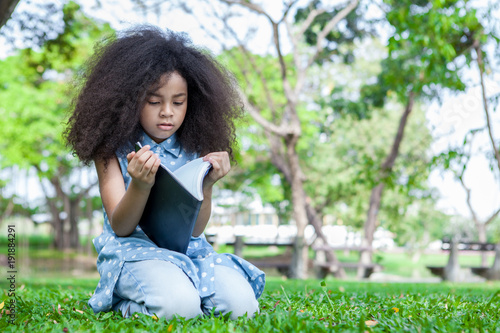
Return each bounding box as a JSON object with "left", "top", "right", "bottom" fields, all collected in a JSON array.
[{"left": 141, "top": 154, "right": 160, "bottom": 175}]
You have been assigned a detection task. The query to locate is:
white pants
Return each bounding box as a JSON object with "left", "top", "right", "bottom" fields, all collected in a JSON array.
[{"left": 113, "top": 260, "right": 259, "bottom": 320}]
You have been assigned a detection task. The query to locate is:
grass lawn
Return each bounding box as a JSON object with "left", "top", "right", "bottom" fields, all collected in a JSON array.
[{"left": 1, "top": 276, "right": 499, "bottom": 332}]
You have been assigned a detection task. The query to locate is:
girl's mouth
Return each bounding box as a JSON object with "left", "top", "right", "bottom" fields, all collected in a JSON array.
[{"left": 158, "top": 123, "right": 174, "bottom": 130}]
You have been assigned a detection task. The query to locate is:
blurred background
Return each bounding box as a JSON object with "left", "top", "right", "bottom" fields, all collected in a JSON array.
[{"left": 0, "top": 0, "right": 499, "bottom": 282}]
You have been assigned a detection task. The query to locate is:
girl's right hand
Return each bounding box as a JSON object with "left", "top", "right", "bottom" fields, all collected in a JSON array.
[{"left": 126, "top": 145, "right": 161, "bottom": 190}]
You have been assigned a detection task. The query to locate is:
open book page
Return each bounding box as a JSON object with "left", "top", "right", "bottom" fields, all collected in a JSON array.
[{"left": 173, "top": 158, "right": 212, "bottom": 201}]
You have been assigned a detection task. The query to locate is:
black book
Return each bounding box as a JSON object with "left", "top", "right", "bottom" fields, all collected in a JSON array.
[{"left": 136, "top": 142, "right": 212, "bottom": 253}]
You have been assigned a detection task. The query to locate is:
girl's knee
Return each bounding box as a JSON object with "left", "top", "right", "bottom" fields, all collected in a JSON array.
[
  {"left": 206, "top": 265, "right": 259, "bottom": 319},
  {"left": 148, "top": 280, "right": 202, "bottom": 320}
]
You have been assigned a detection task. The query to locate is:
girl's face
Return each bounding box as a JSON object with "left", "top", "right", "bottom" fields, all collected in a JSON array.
[{"left": 140, "top": 71, "right": 188, "bottom": 143}]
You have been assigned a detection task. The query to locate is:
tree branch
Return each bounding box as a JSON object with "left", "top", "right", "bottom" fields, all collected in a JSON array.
[
  {"left": 458, "top": 175, "right": 480, "bottom": 225},
  {"left": 307, "top": 0, "right": 359, "bottom": 67},
  {"left": 237, "top": 88, "right": 289, "bottom": 137},
  {"left": 485, "top": 206, "right": 500, "bottom": 226},
  {"left": 474, "top": 40, "right": 500, "bottom": 173}
]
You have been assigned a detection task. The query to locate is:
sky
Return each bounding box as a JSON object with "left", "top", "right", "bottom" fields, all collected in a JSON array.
[{"left": 1, "top": 0, "right": 499, "bottom": 222}]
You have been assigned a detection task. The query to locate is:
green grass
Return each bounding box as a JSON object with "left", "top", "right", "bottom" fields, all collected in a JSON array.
[{"left": 1, "top": 276, "right": 499, "bottom": 332}]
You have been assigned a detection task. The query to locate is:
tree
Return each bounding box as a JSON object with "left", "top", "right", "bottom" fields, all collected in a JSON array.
[
  {"left": 354, "top": 0, "right": 484, "bottom": 277},
  {"left": 175, "top": 0, "right": 361, "bottom": 278},
  {"left": 431, "top": 1, "right": 500, "bottom": 277},
  {"left": 0, "top": 0, "right": 20, "bottom": 29},
  {"left": 0, "top": 1, "right": 111, "bottom": 249}
]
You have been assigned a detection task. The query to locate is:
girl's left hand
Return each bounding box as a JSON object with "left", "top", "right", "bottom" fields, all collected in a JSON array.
[{"left": 202, "top": 151, "right": 230, "bottom": 188}]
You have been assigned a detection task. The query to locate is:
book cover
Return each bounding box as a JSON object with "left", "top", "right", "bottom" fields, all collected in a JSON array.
[{"left": 135, "top": 143, "right": 212, "bottom": 253}]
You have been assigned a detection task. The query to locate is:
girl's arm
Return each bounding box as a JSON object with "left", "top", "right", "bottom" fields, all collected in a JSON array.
[
  {"left": 96, "top": 145, "right": 161, "bottom": 237},
  {"left": 192, "top": 151, "right": 231, "bottom": 237}
]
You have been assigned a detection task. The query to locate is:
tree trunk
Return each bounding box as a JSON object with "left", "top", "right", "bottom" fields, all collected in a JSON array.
[
  {"left": 69, "top": 198, "right": 80, "bottom": 249},
  {"left": 286, "top": 135, "right": 310, "bottom": 279},
  {"left": 305, "top": 201, "right": 346, "bottom": 278},
  {"left": 357, "top": 183, "right": 384, "bottom": 278},
  {"left": 47, "top": 198, "right": 64, "bottom": 250},
  {"left": 357, "top": 92, "right": 415, "bottom": 279},
  {"left": 476, "top": 223, "right": 488, "bottom": 267},
  {"left": 444, "top": 237, "right": 460, "bottom": 281},
  {"left": 489, "top": 243, "right": 500, "bottom": 280},
  {"left": 86, "top": 197, "right": 94, "bottom": 255}
]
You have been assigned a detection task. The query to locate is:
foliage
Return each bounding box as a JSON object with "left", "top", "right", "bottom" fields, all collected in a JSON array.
[
  {"left": 2, "top": 277, "right": 499, "bottom": 332},
  {"left": 0, "top": 1, "right": 111, "bottom": 248},
  {"left": 294, "top": 0, "right": 375, "bottom": 65},
  {"left": 0, "top": 1, "right": 112, "bottom": 175},
  {"left": 218, "top": 49, "right": 295, "bottom": 222}
]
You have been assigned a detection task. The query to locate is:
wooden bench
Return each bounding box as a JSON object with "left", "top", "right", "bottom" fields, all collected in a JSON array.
[
  {"left": 315, "top": 261, "right": 383, "bottom": 279},
  {"left": 206, "top": 234, "right": 294, "bottom": 274},
  {"left": 426, "top": 240, "right": 498, "bottom": 280},
  {"left": 312, "top": 244, "right": 383, "bottom": 279}
]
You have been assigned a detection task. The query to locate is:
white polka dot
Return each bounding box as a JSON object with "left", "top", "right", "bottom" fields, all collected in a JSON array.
[
  {"left": 143, "top": 252, "right": 148, "bottom": 255},
  {"left": 125, "top": 243, "right": 131, "bottom": 246},
  {"left": 132, "top": 255, "right": 136, "bottom": 258},
  {"left": 99, "top": 238, "right": 102, "bottom": 243},
  {"left": 156, "top": 250, "right": 162, "bottom": 253},
  {"left": 210, "top": 263, "right": 214, "bottom": 268},
  {"left": 201, "top": 272, "right": 207, "bottom": 277},
  {"left": 210, "top": 277, "right": 214, "bottom": 281},
  {"left": 202, "top": 287, "right": 207, "bottom": 292},
  {"left": 249, "top": 265, "right": 254, "bottom": 270},
  {"left": 107, "top": 272, "right": 111, "bottom": 278},
  {"left": 194, "top": 243, "right": 199, "bottom": 248},
  {"left": 98, "top": 283, "right": 101, "bottom": 288},
  {"left": 116, "top": 250, "right": 121, "bottom": 253},
  {"left": 181, "top": 262, "right": 186, "bottom": 266},
  {"left": 170, "top": 161, "right": 176, "bottom": 165},
  {"left": 234, "top": 265, "right": 238, "bottom": 269},
  {"left": 110, "top": 236, "right": 115, "bottom": 241},
  {"left": 168, "top": 255, "right": 174, "bottom": 259},
  {"left": 179, "top": 154, "right": 183, "bottom": 158},
  {"left": 167, "top": 139, "right": 171, "bottom": 143},
  {"left": 196, "top": 267, "right": 199, "bottom": 272},
  {"left": 114, "top": 276, "right": 118, "bottom": 281},
  {"left": 258, "top": 277, "right": 262, "bottom": 282},
  {"left": 150, "top": 247, "right": 155, "bottom": 250},
  {"left": 137, "top": 247, "right": 142, "bottom": 251},
  {"left": 216, "top": 258, "right": 222, "bottom": 263},
  {"left": 98, "top": 301, "right": 103, "bottom": 307},
  {"left": 127, "top": 248, "right": 132, "bottom": 251},
  {"left": 126, "top": 173, "right": 130, "bottom": 177},
  {"left": 198, "top": 255, "right": 203, "bottom": 259},
  {"left": 105, "top": 289, "right": 110, "bottom": 295}
]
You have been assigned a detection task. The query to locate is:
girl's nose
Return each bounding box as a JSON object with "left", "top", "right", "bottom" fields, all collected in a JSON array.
[{"left": 160, "top": 104, "right": 173, "bottom": 117}]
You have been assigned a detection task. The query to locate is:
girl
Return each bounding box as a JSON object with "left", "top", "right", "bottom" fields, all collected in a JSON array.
[{"left": 65, "top": 25, "right": 265, "bottom": 320}]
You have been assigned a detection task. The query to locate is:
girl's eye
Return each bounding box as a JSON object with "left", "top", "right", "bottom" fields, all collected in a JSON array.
[
  {"left": 174, "top": 101, "right": 185, "bottom": 106},
  {"left": 148, "top": 101, "right": 160, "bottom": 105}
]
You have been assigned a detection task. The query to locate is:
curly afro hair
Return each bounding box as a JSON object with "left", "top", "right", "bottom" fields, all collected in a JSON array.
[{"left": 65, "top": 25, "right": 243, "bottom": 165}]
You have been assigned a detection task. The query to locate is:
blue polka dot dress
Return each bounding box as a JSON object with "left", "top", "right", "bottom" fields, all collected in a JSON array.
[{"left": 88, "top": 132, "right": 265, "bottom": 313}]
